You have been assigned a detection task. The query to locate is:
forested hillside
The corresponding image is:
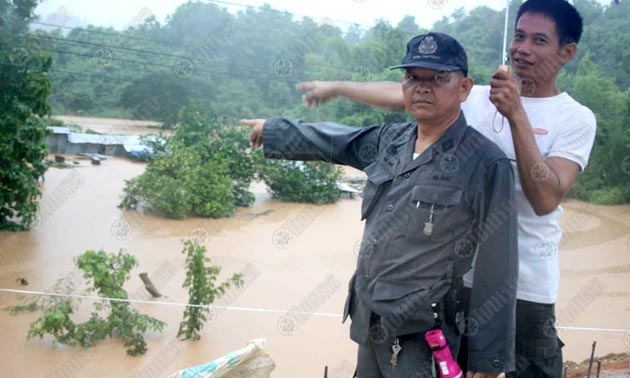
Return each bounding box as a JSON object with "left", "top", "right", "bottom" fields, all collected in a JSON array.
[{"left": 24, "top": 0, "right": 630, "bottom": 203}]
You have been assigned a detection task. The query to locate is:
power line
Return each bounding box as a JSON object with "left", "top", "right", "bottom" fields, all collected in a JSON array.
[
  {"left": 26, "top": 23, "right": 365, "bottom": 75},
  {"left": 6, "top": 40, "right": 180, "bottom": 72},
  {"left": 30, "top": 21, "right": 187, "bottom": 49},
  {"left": 6, "top": 36, "right": 376, "bottom": 91},
  {"left": 5, "top": 41, "right": 316, "bottom": 84},
  {"left": 0, "top": 62, "right": 173, "bottom": 88},
  {"left": 30, "top": 33, "right": 191, "bottom": 61},
  {"left": 18, "top": 21, "right": 367, "bottom": 79}
]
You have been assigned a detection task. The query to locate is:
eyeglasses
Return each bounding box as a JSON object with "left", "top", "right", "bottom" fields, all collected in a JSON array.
[{"left": 403, "top": 71, "right": 458, "bottom": 88}]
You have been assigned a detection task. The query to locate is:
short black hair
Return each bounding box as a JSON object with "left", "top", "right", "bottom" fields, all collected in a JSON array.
[{"left": 516, "top": 0, "right": 583, "bottom": 45}]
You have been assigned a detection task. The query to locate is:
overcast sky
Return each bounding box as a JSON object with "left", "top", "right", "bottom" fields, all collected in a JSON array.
[{"left": 34, "top": 0, "right": 616, "bottom": 32}]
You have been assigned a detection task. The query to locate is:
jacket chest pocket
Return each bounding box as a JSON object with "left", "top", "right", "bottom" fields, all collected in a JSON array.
[
  {"left": 404, "top": 183, "right": 463, "bottom": 240},
  {"left": 361, "top": 161, "right": 392, "bottom": 220}
]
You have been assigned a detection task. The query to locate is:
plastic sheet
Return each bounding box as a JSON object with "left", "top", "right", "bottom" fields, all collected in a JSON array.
[{"left": 167, "top": 338, "right": 275, "bottom": 378}]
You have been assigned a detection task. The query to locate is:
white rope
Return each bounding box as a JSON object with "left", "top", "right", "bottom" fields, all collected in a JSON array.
[
  {"left": 2, "top": 288, "right": 629, "bottom": 333},
  {"left": 557, "top": 326, "right": 628, "bottom": 333},
  {"left": 0, "top": 288, "right": 342, "bottom": 318}
]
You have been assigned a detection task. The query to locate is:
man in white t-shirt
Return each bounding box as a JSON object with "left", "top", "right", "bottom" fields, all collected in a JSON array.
[{"left": 295, "top": 0, "right": 596, "bottom": 377}]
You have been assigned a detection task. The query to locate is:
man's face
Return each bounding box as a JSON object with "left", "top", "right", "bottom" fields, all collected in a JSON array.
[
  {"left": 402, "top": 67, "right": 470, "bottom": 124},
  {"left": 509, "top": 12, "right": 575, "bottom": 82}
]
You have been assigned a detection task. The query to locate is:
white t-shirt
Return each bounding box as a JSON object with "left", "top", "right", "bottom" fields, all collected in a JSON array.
[{"left": 461, "top": 85, "right": 597, "bottom": 304}]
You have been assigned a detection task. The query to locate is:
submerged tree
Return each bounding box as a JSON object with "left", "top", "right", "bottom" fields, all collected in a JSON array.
[
  {"left": 27, "top": 249, "right": 165, "bottom": 356},
  {"left": 178, "top": 240, "right": 242, "bottom": 341},
  {"left": 258, "top": 158, "right": 343, "bottom": 205},
  {"left": 119, "top": 105, "right": 256, "bottom": 219}
]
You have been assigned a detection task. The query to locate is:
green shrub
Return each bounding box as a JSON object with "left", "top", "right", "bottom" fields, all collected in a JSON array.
[
  {"left": 589, "top": 186, "right": 628, "bottom": 205},
  {"left": 259, "top": 160, "right": 342, "bottom": 204},
  {"left": 46, "top": 118, "right": 65, "bottom": 126}
]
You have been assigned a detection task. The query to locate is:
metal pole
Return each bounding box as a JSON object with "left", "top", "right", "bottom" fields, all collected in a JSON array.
[
  {"left": 596, "top": 360, "right": 602, "bottom": 378},
  {"left": 501, "top": 0, "right": 511, "bottom": 65},
  {"left": 587, "top": 341, "right": 597, "bottom": 378},
  {"left": 562, "top": 364, "right": 568, "bottom": 378},
  {"left": 324, "top": 366, "right": 328, "bottom": 378}
]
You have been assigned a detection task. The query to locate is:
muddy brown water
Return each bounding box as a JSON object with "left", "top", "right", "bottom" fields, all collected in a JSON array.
[{"left": 1, "top": 156, "right": 629, "bottom": 378}]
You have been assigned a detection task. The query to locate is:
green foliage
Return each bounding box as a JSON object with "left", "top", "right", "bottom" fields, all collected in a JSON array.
[
  {"left": 27, "top": 249, "right": 165, "bottom": 356},
  {"left": 45, "top": 160, "right": 73, "bottom": 169},
  {"left": 4, "top": 302, "right": 38, "bottom": 314},
  {"left": 27, "top": 299, "right": 77, "bottom": 345},
  {"left": 588, "top": 187, "right": 628, "bottom": 205},
  {"left": 178, "top": 240, "right": 242, "bottom": 341},
  {"left": 259, "top": 159, "right": 343, "bottom": 204},
  {"left": 118, "top": 72, "right": 192, "bottom": 128},
  {"left": 1, "top": 0, "right": 53, "bottom": 230},
  {"left": 568, "top": 60, "right": 630, "bottom": 205},
  {"left": 46, "top": 117, "right": 65, "bottom": 126},
  {"left": 121, "top": 170, "right": 194, "bottom": 219},
  {"left": 119, "top": 105, "right": 256, "bottom": 219}
]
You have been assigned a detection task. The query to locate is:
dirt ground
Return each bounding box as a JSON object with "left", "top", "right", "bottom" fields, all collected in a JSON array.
[{"left": 565, "top": 352, "right": 630, "bottom": 377}]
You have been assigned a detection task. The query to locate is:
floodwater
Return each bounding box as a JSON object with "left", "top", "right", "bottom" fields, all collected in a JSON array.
[{"left": 1, "top": 155, "right": 629, "bottom": 378}]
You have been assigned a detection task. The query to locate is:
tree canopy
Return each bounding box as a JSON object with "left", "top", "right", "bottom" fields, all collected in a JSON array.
[{"left": 1, "top": 0, "right": 52, "bottom": 230}]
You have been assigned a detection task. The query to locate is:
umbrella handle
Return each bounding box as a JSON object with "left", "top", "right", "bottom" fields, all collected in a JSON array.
[{"left": 501, "top": 0, "right": 511, "bottom": 65}]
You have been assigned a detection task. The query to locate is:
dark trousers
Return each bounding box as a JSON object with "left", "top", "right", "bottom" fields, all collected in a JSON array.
[
  {"left": 458, "top": 289, "right": 563, "bottom": 378},
  {"left": 356, "top": 316, "right": 461, "bottom": 378}
]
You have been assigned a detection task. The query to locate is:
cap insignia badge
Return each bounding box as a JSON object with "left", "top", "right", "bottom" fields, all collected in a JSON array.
[{"left": 418, "top": 36, "right": 438, "bottom": 55}]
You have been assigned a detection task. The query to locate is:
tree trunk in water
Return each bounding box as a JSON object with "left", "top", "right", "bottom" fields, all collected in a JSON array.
[{"left": 139, "top": 273, "right": 161, "bottom": 297}]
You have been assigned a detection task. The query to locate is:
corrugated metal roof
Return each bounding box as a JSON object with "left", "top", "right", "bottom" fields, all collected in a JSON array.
[
  {"left": 65, "top": 132, "right": 162, "bottom": 154},
  {"left": 67, "top": 133, "right": 130, "bottom": 145},
  {"left": 47, "top": 126, "right": 71, "bottom": 134}
]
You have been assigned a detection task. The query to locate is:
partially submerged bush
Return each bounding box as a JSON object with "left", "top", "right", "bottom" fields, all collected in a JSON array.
[
  {"left": 259, "top": 159, "right": 342, "bottom": 204},
  {"left": 120, "top": 106, "right": 255, "bottom": 219},
  {"left": 27, "top": 249, "right": 165, "bottom": 356}
]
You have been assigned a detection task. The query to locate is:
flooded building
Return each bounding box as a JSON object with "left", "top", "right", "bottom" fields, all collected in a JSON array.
[{"left": 46, "top": 126, "right": 155, "bottom": 158}]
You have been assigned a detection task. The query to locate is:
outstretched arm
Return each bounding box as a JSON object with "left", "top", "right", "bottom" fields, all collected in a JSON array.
[
  {"left": 296, "top": 81, "right": 405, "bottom": 109},
  {"left": 241, "top": 118, "right": 382, "bottom": 170}
]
